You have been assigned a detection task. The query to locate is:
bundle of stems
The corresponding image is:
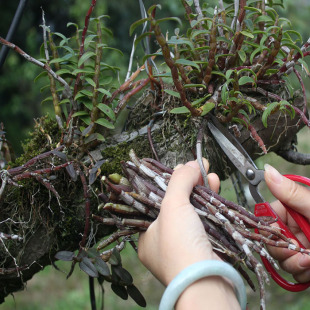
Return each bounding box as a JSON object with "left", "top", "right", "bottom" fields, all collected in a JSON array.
[{"left": 93, "top": 149, "right": 310, "bottom": 310}]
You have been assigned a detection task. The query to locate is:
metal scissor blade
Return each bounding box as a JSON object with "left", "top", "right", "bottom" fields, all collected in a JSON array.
[{"left": 208, "top": 120, "right": 264, "bottom": 187}]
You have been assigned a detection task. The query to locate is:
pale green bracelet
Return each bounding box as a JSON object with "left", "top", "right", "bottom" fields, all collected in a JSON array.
[{"left": 159, "top": 260, "right": 247, "bottom": 310}]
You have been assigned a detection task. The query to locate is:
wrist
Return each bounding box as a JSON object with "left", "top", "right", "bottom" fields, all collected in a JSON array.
[
  {"left": 159, "top": 260, "right": 246, "bottom": 310},
  {"left": 176, "top": 275, "right": 241, "bottom": 310}
]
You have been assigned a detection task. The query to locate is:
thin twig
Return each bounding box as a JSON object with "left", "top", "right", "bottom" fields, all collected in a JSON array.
[
  {"left": 0, "top": 37, "right": 73, "bottom": 103},
  {"left": 196, "top": 124, "right": 208, "bottom": 187}
]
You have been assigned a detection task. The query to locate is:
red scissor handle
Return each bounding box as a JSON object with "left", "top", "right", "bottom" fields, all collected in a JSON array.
[{"left": 254, "top": 174, "right": 310, "bottom": 292}]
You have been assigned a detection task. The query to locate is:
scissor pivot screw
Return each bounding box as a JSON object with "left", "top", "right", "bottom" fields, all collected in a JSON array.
[{"left": 246, "top": 169, "right": 255, "bottom": 180}]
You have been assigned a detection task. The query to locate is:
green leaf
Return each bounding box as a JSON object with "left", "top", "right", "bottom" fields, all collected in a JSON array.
[
  {"left": 95, "top": 118, "right": 115, "bottom": 129},
  {"left": 102, "top": 46, "right": 123, "bottom": 56},
  {"left": 34, "top": 71, "right": 48, "bottom": 83},
  {"left": 80, "top": 257, "right": 99, "bottom": 278},
  {"left": 211, "top": 71, "right": 226, "bottom": 79},
  {"left": 112, "top": 265, "right": 133, "bottom": 285},
  {"left": 126, "top": 285, "right": 146, "bottom": 307},
  {"left": 281, "top": 42, "right": 304, "bottom": 59},
  {"left": 111, "top": 284, "right": 128, "bottom": 300},
  {"left": 82, "top": 101, "right": 93, "bottom": 110},
  {"left": 238, "top": 50, "right": 247, "bottom": 63},
  {"left": 72, "top": 68, "right": 94, "bottom": 75},
  {"left": 240, "top": 31, "right": 254, "bottom": 39},
  {"left": 262, "top": 102, "right": 279, "bottom": 127},
  {"left": 134, "top": 32, "right": 153, "bottom": 48},
  {"left": 87, "top": 248, "right": 100, "bottom": 259},
  {"left": 80, "top": 89, "right": 93, "bottom": 97},
  {"left": 298, "top": 59, "right": 310, "bottom": 75},
  {"left": 97, "top": 88, "right": 112, "bottom": 97},
  {"left": 74, "top": 92, "right": 85, "bottom": 101},
  {"left": 84, "top": 34, "right": 97, "bottom": 49},
  {"left": 250, "top": 46, "right": 262, "bottom": 64},
  {"left": 156, "top": 17, "right": 182, "bottom": 26},
  {"left": 59, "top": 99, "right": 70, "bottom": 105},
  {"left": 164, "top": 89, "right": 180, "bottom": 98},
  {"left": 41, "top": 96, "right": 53, "bottom": 104},
  {"left": 129, "top": 17, "right": 149, "bottom": 36},
  {"left": 53, "top": 32, "right": 68, "bottom": 43},
  {"left": 237, "top": 68, "right": 256, "bottom": 77},
  {"left": 283, "top": 30, "right": 303, "bottom": 43},
  {"left": 99, "top": 76, "right": 113, "bottom": 85},
  {"left": 255, "top": 15, "right": 274, "bottom": 24},
  {"left": 191, "top": 94, "right": 210, "bottom": 106},
  {"left": 190, "top": 29, "right": 209, "bottom": 40},
  {"left": 225, "top": 69, "right": 234, "bottom": 80},
  {"left": 85, "top": 77, "right": 96, "bottom": 88},
  {"left": 90, "top": 15, "right": 110, "bottom": 22},
  {"left": 96, "top": 133, "right": 106, "bottom": 142},
  {"left": 265, "top": 69, "right": 279, "bottom": 75},
  {"left": 147, "top": 4, "right": 161, "bottom": 15},
  {"left": 82, "top": 123, "right": 95, "bottom": 137},
  {"left": 238, "top": 76, "right": 256, "bottom": 86},
  {"left": 190, "top": 20, "right": 198, "bottom": 28},
  {"left": 201, "top": 102, "right": 215, "bottom": 116},
  {"left": 78, "top": 51, "right": 96, "bottom": 67},
  {"left": 109, "top": 247, "right": 122, "bottom": 266},
  {"left": 244, "top": 19, "right": 254, "bottom": 32},
  {"left": 55, "top": 69, "right": 73, "bottom": 76},
  {"left": 80, "top": 115, "right": 91, "bottom": 125},
  {"left": 98, "top": 103, "right": 115, "bottom": 121},
  {"left": 167, "top": 37, "right": 194, "bottom": 50},
  {"left": 184, "top": 84, "right": 206, "bottom": 90},
  {"left": 40, "top": 84, "right": 51, "bottom": 93},
  {"left": 175, "top": 59, "right": 200, "bottom": 70},
  {"left": 244, "top": 6, "right": 262, "bottom": 14},
  {"left": 278, "top": 17, "right": 292, "bottom": 27},
  {"left": 280, "top": 100, "right": 295, "bottom": 119},
  {"left": 55, "top": 251, "right": 75, "bottom": 261},
  {"left": 216, "top": 36, "right": 231, "bottom": 45},
  {"left": 67, "top": 22, "right": 78, "bottom": 29},
  {"left": 169, "top": 107, "right": 190, "bottom": 114},
  {"left": 221, "top": 83, "right": 228, "bottom": 104},
  {"left": 72, "top": 111, "right": 89, "bottom": 117},
  {"left": 94, "top": 257, "right": 110, "bottom": 277},
  {"left": 50, "top": 57, "right": 69, "bottom": 64}
]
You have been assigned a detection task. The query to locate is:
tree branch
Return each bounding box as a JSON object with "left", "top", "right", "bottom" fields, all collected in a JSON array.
[{"left": 277, "top": 149, "right": 310, "bottom": 165}]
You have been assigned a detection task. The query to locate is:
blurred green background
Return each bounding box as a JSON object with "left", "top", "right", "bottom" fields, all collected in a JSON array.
[{"left": 1, "top": 0, "right": 310, "bottom": 309}]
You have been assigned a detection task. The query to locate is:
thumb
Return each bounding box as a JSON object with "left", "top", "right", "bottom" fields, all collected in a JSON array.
[{"left": 264, "top": 164, "right": 310, "bottom": 219}]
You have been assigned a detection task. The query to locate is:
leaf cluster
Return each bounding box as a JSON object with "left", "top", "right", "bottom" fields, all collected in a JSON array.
[
  {"left": 37, "top": 16, "right": 122, "bottom": 144},
  {"left": 55, "top": 246, "right": 146, "bottom": 307},
  {"left": 130, "top": 0, "right": 307, "bottom": 128}
]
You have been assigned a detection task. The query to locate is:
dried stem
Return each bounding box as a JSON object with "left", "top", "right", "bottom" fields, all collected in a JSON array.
[{"left": 94, "top": 150, "right": 310, "bottom": 310}]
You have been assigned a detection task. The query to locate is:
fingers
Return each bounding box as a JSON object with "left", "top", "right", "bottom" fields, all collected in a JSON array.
[
  {"left": 208, "top": 172, "right": 220, "bottom": 193},
  {"left": 265, "top": 164, "right": 310, "bottom": 218},
  {"left": 278, "top": 252, "right": 310, "bottom": 283},
  {"left": 265, "top": 164, "right": 310, "bottom": 282},
  {"left": 173, "top": 159, "right": 220, "bottom": 193},
  {"left": 163, "top": 161, "right": 202, "bottom": 211}
]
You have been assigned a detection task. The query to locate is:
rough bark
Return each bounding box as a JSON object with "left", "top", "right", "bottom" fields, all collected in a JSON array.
[{"left": 0, "top": 93, "right": 307, "bottom": 303}]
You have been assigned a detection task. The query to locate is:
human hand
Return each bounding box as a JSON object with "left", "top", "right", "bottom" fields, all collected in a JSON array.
[
  {"left": 264, "top": 164, "right": 310, "bottom": 283},
  {"left": 138, "top": 159, "right": 241, "bottom": 310},
  {"left": 138, "top": 159, "right": 220, "bottom": 285}
]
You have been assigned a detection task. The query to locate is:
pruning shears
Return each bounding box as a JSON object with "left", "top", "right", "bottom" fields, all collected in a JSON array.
[{"left": 207, "top": 116, "right": 310, "bottom": 292}]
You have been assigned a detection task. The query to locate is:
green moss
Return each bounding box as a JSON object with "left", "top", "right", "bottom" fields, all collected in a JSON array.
[
  {"left": 13, "top": 116, "right": 60, "bottom": 167},
  {"left": 101, "top": 136, "right": 152, "bottom": 176}
]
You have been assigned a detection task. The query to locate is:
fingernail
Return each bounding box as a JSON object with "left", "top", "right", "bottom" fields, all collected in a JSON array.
[
  {"left": 299, "top": 254, "right": 310, "bottom": 268},
  {"left": 264, "top": 164, "right": 283, "bottom": 184}
]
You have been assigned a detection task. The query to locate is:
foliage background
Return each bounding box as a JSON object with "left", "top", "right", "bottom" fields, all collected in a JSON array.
[{"left": 1, "top": 0, "right": 310, "bottom": 309}]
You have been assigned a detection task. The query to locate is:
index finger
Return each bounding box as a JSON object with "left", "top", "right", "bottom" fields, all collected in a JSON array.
[
  {"left": 162, "top": 161, "right": 202, "bottom": 210},
  {"left": 265, "top": 164, "right": 310, "bottom": 219}
]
